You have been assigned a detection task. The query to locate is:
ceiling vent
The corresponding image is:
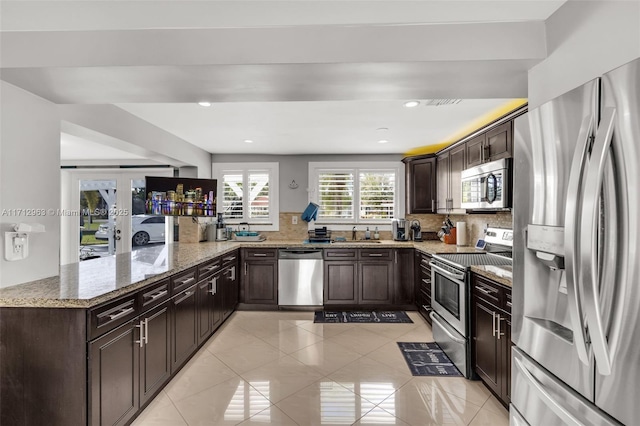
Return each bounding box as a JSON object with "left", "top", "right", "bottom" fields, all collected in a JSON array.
[{"left": 424, "top": 99, "right": 463, "bottom": 106}]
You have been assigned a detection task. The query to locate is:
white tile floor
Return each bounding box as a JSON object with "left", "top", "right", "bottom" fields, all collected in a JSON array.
[{"left": 132, "top": 311, "right": 509, "bottom": 426}]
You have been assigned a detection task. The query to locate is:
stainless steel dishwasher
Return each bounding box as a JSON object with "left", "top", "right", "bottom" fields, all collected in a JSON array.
[{"left": 278, "top": 248, "right": 324, "bottom": 306}]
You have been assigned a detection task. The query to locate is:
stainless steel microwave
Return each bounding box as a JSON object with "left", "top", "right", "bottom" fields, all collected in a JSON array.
[{"left": 461, "top": 158, "right": 512, "bottom": 210}]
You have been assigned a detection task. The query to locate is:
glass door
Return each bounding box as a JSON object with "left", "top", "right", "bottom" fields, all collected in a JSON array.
[{"left": 61, "top": 168, "right": 173, "bottom": 264}]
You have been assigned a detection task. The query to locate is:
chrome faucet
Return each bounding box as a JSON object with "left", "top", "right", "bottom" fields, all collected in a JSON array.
[{"left": 352, "top": 226, "right": 357, "bottom": 241}]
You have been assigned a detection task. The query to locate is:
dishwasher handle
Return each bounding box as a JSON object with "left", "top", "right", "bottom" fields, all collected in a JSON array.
[{"left": 278, "top": 249, "right": 323, "bottom": 259}]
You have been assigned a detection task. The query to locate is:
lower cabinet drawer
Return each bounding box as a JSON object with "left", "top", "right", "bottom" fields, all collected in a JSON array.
[{"left": 89, "top": 295, "right": 138, "bottom": 340}]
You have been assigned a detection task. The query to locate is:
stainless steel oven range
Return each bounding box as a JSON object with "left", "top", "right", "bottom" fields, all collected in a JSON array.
[{"left": 429, "top": 227, "right": 513, "bottom": 378}]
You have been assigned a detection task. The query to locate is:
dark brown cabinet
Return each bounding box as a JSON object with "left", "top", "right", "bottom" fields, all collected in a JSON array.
[
  {"left": 414, "top": 251, "right": 432, "bottom": 324},
  {"left": 241, "top": 248, "right": 278, "bottom": 305},
  {"left": 170, "top": 283, "right": 198, "bottom": 373},
  {"left": 139, "top": 301, "right": 171, "bottom": 406},
  {"left": 324, "top": 261, "right": 358, "bottom": 304},
  {"left": 436, "top": 144, "right": 465, "bottom": 214},
  {"left": 394, "top": 249, "right": 414, "bottom": 305},
  {"left": 471, "top": 274, "right": 512, "bottom": 408},
  {"left": 465, "top": 121, "right": 513, "bottom": 168},
  {"left": 403, "top": 155, "right": 437, "bottom": 214},
  {"left": 89, "top": 320, "right": 139, "bottom": 426},
  {"left": 359, "top": 260, "right": 393, "bottom": 304},
  {"left": 196, "top": 277, "right": 214, "bottom": 345},
  {"left": 324, "top": 249, "right": 396, "bottom": 306}
]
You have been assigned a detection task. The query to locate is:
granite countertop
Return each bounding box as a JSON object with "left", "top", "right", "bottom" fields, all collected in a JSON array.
[
  {"left": 0, "top": 239, "right": 501, "bottom": 308},
  {"left": 471, "top": 265, "right": 513, "bottom": 287}
]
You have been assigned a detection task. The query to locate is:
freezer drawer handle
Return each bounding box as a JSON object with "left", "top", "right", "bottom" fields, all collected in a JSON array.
[{"left": 513, "top": 356, "right": 582, "bottom": 426}]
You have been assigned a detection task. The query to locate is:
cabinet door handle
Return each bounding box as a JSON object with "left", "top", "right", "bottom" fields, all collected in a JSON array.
[
  {"left": 492, "top": 311, "right": 496, "bottom": 337},
  {"left": 368, "top": 253, "right": 383, "bottom": 257},
  {"left": 244, "top": 262, "right": 248, "bottom": 275},
  {"left": 108, "top": 307, "right": 135, "bottom": 321},
  {"left": 506, "top": 300, "right": 512, "bottom": 309},
  {"left": 228, "top": 266, "right": 236, "bottom": 281},
  {"left": 144, "top": 318, "right": 149, "bottom": 345},
  {"left": 135, "top": 320, "right": 144, "bottom": 348},
  {"left": 497, "top": 314, "right": 505, "bottom": 339},
  {"left": 253, "top": 253, "right": 267, "bottom": 257},
  {"left": 431, "top": 199, "right": 435, "bottom": 211},
  {"left": 223, "top": 256, "right": 237, "bottom": 262},
  {"left": 205, "top": 264, "right": 220, "bottom": 272},
  {"left": 208, "top": 277, "right": 218, "bottom": 295}
]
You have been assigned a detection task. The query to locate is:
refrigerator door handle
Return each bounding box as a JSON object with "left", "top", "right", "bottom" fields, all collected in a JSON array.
[
  {"left": 564, "top": 113, "right": 594, "bottom": 366},
  {"left": 580, "top": 107, "right": 617, "bottom": 376},
  {"left": 513, "top": 356, "right": 583, "bottom": 426}
]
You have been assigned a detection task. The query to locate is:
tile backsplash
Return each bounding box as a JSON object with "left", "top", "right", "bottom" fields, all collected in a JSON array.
[{"left": 260, "top": 211, "right": 512, "bottom": 245}]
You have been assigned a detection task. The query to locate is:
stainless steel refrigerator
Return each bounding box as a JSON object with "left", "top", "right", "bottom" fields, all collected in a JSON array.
[{"left": 511, "top": 57, "right": 640, "bottom": 426}]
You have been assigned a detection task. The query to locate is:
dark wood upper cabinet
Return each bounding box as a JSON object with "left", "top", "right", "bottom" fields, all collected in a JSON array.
[
  {"left": 486, "top": 121, "right": 513, "bottom": 161},
  {"left": 404, "top": 156, "right": 437, "bottom": 214},
  {"left": 436, "top": 145, "right": 466, "bottom": 214},
  {"left": 465, "top": 121, "right": 513, "bottom": 168},
  {"left": 465, "top": 133, "right": 486, "bottom": 168}
]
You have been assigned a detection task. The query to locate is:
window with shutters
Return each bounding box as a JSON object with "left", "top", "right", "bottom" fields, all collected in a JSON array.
[
  {"left": 309, "top": 162, "right": 404, "bottom": 228},
  {"left": 212, "top": 163, "right": 279, "bottom": 231}
]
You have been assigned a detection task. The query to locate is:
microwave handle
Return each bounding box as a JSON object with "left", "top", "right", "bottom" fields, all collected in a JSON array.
[
  {"left": 480, "top": 176, "right": 488, "bottom": 202},
  {"left": 487, "top": 173, "right": 498, "bottom": 203}
]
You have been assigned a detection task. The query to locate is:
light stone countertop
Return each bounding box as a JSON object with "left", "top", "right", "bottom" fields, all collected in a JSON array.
[
  {"left": 471, "top": 265, "right": 513, "bottom": 287},
  {"left": 0, "top": 239, "right": 509, "bottom": 308}
]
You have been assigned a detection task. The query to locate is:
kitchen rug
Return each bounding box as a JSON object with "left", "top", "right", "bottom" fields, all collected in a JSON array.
[
  {"left": 314, "top": 311, "right": 413, "bottom": 323},
  {"left": 397, "top": 342, "right": 462, "bottom": 376}
]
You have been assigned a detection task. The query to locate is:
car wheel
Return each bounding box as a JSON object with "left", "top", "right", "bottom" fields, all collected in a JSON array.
[{"left": 133, "top": 231, "right": 150, "bottom": 246}]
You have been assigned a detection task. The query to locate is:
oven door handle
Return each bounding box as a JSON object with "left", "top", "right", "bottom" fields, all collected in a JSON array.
[
  {"left": 430, "top": 312, "right": 466, "bottom": 344},
  {"left": 429, "top": 262, "right": 465, "bottom": 281}
]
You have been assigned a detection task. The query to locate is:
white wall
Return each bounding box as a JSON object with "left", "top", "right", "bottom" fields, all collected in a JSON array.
[
  {"left": 0, "top": 82, "right": 60, "bottom": 288},
  {"left": 529, "top": 0, "right": 640, "bottom": 108},
  {"left": 211, "top": 154, "right": 403, "bottom": 212}
]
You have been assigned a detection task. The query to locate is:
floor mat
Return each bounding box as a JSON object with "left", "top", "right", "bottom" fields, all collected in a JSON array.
[
  {"left": 314, "top": 311, "right": 413, "bottom": 323},
  {"left": 397, "top": 342, "right": 463, "bottom": 376}
]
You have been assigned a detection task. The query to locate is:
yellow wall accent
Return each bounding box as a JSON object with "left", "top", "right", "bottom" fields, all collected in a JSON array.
[{"left": 404, "top": 99, "right": 528, "bottom": 157}]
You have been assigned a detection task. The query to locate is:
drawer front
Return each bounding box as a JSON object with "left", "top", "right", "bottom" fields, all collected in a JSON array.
[
  {"left": 221, "top": 250, "right": 239, "bottom": 265},
  {"left": 473, "top": 275, "right": 504, "bottom": 308},
  {"left": 89, "top": 295, "right": 138, "bottom": 340},
  {"left": 505, "top": 289, "right": 512, "bottom": 314},
  {"left": 140, "top": 278, "right": 170, "bottom": 310},
  {"left": 198, "top": 258, "right": 222, "bottom": 279},
  {"left": 171, "top": 267, "right": 198, "bottom": 293},
  {"left": 242, "top": 248, "right": 276, "bottom": 259},
  {"left": 358, "top": 249, "right": 393, "bottom": 260},
  {"left": 324, "top": 249, "right": 357, "bottom": 259}
]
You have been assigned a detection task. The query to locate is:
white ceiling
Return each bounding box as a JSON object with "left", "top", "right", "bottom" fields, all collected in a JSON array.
[{"left": 0, "top": 1, "right": 566, "bottom": 160}]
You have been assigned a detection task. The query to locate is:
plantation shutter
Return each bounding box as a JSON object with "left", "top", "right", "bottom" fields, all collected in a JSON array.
[
  {"left": 318, "top": 171, "right": 354, "bottom": 220},
  {"left": 359, "top": 171, "right": 396, "bottom": 220},
  {"left": 222, "top": 172, "right": 243, "bottom": 218},
  {"left": 248, "top": 171, "right": 270, "bottom": 219}
]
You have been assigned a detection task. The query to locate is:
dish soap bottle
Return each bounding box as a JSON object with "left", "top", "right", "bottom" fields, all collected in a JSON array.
[
  {"left": 364, "top": 227, "right": 371, "bottom": 240},
  {"left": 374, "top": 227, "right": 379, "bottom": 240}
]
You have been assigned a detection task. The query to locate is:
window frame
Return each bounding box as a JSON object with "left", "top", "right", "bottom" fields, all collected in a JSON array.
[
  {"left": 212, "top": 162, "right": 280, "bottom": 231},
  {"left": 308, "top": 161, "right": 405, "bottom": 230}
]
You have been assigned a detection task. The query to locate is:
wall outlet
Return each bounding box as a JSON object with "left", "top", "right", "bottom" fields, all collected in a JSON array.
[
  {"left": 4, "top": 232, "right": 29, "bottom": 261},
  {"left": 292, "top": 216, "right": 298, "bottom": 225}
]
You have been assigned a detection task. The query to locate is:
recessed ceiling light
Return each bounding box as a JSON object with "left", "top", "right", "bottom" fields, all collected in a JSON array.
[
  {"left": 403, "top": 101, "right": 420, "bottom": 108},
  {"left": 244, "top": 139, "right": 254, "bottom": 144},
  {"left": 198, "top": 101, "right": 212, "bottom": 107},
  {"left": 378, "top": 140, "right": 389, "bottom": 144}
]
